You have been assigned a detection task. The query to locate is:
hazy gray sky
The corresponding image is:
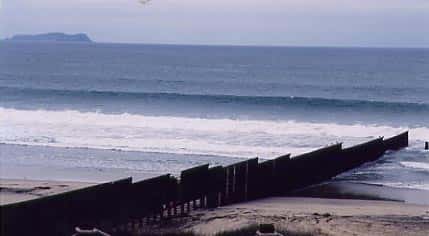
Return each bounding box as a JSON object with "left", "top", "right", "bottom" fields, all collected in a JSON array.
[{"left": 1, "top": 0, "right": 429, "bottom": 47}]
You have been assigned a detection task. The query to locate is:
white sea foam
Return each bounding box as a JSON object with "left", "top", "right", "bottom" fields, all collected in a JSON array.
[
  {"left": 360, "top": 181, "right": 429, "bottom": 191},
  {"left": 1, "top": 107, "right": 428, "bottom": 158},
  {"left": 400, "top": 161, "right": 429, "bottom": 171}
]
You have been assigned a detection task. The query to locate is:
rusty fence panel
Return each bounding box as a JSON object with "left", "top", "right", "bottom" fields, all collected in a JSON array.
[
  {"left": 246, "top": 158, "right": 259, "bottom": 200},
  {"left": 256, "top": 159, "right": 276, "bottom": 198},
  {"left": 287, "top": 144, "right": 343, "bottom": 191},
  {"left": 180, "top": 164, "right": 210, "bottom": 210},
  {"left": 127, "top": 175, "right": 178, "bottom": 221},
  {"left": 206, "top": 166, "right": 226, "bottom": 208},
  {"left": 1, "top": 177, "right": 133, "bottom": 236},
  {"left": 273, "top": 154, "right": 291, "bottom": 195},
  {"left": 340, "top": 137, "right": 385, "bottom": 173},
  {"left": 383, "top": 131, "right": 408, "bottom": 151}
]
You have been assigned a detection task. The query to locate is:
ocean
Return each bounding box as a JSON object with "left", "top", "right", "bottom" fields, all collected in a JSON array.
[{"left": 1, "top": 41, "right": 428, "bottom": 190}]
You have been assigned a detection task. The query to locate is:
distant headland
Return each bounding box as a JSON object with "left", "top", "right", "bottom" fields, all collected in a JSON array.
[{"left": 5, "top": 33, "right": 93, "bottom": 43}]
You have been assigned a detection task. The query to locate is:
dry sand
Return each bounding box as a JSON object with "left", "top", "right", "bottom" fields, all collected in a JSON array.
[{"left": 171, "top": 197, "right": 429, "bottom": 236}]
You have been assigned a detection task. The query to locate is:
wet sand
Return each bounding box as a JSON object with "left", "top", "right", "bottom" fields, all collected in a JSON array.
[{"left": 289, "top": 182, "right": 429, "bottom": 205}]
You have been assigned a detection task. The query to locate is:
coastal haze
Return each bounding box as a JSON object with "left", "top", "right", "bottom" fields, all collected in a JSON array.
[{"left": 2, "top": 0, "right": 429, "bottom": 47}]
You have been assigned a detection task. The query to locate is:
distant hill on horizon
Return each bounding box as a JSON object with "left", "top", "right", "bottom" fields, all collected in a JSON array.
[{"left": 5, "top": 33, "right": 93, "bottom": 43}]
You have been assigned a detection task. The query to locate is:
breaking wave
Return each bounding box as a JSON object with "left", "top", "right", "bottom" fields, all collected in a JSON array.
[{"left": 1, "top": 107, "right": 427, "bottom": 158}]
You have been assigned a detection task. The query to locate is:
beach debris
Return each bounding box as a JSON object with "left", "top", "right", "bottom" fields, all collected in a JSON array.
[
  {"left": 72, "top": 227, "right": 111, "bottom": 236},
  {"left": 256, "top": 224, "right": 284, "bottom": 236},
  {"left": 313, "top": 212, "right": 331, "bottom": 217}
]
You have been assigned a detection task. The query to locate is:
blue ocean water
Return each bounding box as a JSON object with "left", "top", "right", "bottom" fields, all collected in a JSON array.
[{"left": 1, "top": 41, "right": 428, "bottom": 189}]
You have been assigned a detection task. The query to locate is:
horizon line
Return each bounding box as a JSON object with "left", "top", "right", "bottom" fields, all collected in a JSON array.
[{"left": 2, "top": 38, "right": 429, "bottom": 50}]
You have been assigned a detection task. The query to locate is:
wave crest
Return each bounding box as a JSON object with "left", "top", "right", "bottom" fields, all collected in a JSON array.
[
  {"left": 2, "top": 86, "right": 429, "bottom": 111},
  {"left": 1, "top": 107, "right": 428, "bottom": 158}
]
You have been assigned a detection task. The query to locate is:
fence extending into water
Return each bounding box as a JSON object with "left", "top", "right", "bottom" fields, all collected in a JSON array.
[{"left": 0, "top": 131, "right": 409, "bottom": 236}]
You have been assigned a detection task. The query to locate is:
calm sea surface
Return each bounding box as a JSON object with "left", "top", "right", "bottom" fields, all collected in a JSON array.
[{"left": 1, "top": 42, "right": 428, "bottom": 189}]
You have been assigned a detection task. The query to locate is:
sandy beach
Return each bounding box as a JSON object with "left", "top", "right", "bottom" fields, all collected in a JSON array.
[
  {"left": 146, "top": 197, "right": 429, "bottom": 236},
  {"left": 0, "top": 179, "right": 94, "bottom": 205},
  {"left": 3, "top": 178, "right": 429, "bottom": 235}
]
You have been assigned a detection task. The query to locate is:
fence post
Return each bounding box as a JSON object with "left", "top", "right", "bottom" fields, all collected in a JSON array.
[
  {"left": 225, "top": 167, "right": 230, "bottom": 204},
  {"left": 245, "top": 162, "right": 248, "bottom": 201},
  {"left": 180, "top": 203, "right": 185, "bottom": 216}
]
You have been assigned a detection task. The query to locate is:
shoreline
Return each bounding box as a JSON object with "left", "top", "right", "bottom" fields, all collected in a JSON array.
[
  {"left": 288, "top": 181, "right": 429, "bottom": 205},
  {"left": 2, "top": 178, "right": 429, "bottom": 206}
]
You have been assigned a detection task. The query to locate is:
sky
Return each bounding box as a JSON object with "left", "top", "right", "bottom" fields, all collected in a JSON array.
[{"left": 1, "top": 0, "right": 429, "bottom": 47}]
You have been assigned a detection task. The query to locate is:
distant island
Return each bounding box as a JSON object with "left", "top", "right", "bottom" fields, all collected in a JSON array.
[{"left": 5, "top": 33, "right": 93, "bottom": 43}]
